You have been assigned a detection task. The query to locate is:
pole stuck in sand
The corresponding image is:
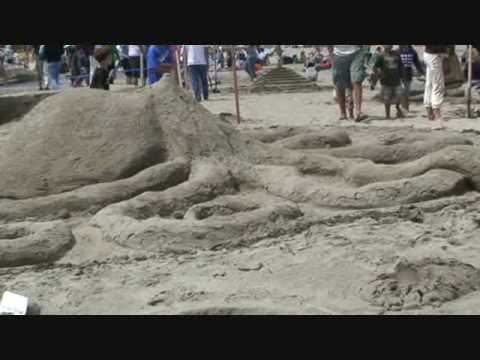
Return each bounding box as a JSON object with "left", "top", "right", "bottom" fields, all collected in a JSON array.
[
  {"left": 183, "top": 47, "right": 190, "bottom": 91},
  {"left": 467, "top": 45, "right": 473, "bottom": 118},
  {"left": 175, "top": 47, "right": 183, "bottom": 88},
  {"left": 140, "top": 49, "right": 145, "bottom": 87},
  {"left": 213, "top": 46, "right": 220, "bottom": 93},
  {"left": 231, "top": 46, "right": 241, "bottom": 125},
  {"left": 89, "top": 55, "right": 94, "bottom": 85}
]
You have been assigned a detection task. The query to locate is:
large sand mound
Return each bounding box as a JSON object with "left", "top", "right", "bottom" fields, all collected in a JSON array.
[
  {"left": 0, "top": 79, "right": 254, "bottom": 200},
  {"left": 2, "top": 70, "right": 480, "bottom": 315},
  {"left": 1, "top": 74, "right": 480, "bottom": 319}
]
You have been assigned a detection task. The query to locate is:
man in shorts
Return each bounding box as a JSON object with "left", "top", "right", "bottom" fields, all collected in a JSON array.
[{"left": 328, "top": 45, "right": 368, "bottom": 122}]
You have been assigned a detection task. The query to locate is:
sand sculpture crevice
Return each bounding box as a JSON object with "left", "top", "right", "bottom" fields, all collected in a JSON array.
[{"left": 1, "top": 75, "right": 480, "bottom": 274}]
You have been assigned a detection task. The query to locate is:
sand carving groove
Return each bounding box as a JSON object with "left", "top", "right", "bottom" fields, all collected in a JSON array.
[{"left": 0, "top": 75, "right": 480, "bottom": 267}]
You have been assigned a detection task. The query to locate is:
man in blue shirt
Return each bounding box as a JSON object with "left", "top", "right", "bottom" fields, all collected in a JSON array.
[{"left": 147, "top": 45, "right": 173, "bottom": 86}]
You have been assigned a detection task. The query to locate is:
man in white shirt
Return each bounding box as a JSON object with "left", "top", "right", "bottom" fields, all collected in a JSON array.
[
  {"left": 328, "top": 45, "right": 367, "bottom": 122},
  {"left": 185, "top": 45, "right": 210, "bottom": 102}
]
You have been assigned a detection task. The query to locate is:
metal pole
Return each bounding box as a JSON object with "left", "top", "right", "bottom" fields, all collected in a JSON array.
[
  {"left": 175, "top": 47, "right": 183, "bottom": 87},
  {"left": 184, "top": 46, "right": 190, "bottom": 91},
  {"left": 89, "top": 55, "right": 94, "bottom": 85},
  {"left": 232, "top": 46, "right": 241, "bottom": 124},
  {"left": 213, "top": 46, "right": 219, "bottom": 92},
  {"left": 467, "top": 45, "right": 473, "bottom": 118}
]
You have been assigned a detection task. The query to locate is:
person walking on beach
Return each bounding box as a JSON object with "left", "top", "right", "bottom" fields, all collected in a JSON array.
[
  {"left": 423, "top": 45, "right": 448, "bottom": 121},
  {"left": 32, "top": 45, "right": 46, "bottom": 90},
  {"left": 245, "top": 45, "right": 259, "bottom": 81},
  {"left": 218, "top": 48, "right": 225, "bottom": 69},
  {"left": 118, "top": 45, "right": 132, "bottom": 84},
  {"left": 90, "top": 45, "right": 111, "bottom": 90},
  {"left": 328, "top": 45, "right": 368, "bottom": 122},
  {"left": 367, "top": 46, "right": 383, "bottom": 91},
  {"left": 0, "top": 46, "right": 7, "bottom": 86},
  {"left": 399, "top": 45, "right": 424, "bottom": 112},
  {"left": 128, "top": 45, "right": 144, "bottom": 86},
  {"left": 373, "top": 45, "right": 404, "bottom": 119},
  {"left": 185, "top": 45, "right": 209, "bottom": 102},
  {"left": 70, "top": 45, "right": 90, "bottom": 87},
  {"left": 44, "top": 44, "right": 64, "bottom": 90}
]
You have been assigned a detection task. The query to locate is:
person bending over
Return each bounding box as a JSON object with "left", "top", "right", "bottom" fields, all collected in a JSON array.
[{"left": 147, "top": 45, "right": 173, "bottom": 86}]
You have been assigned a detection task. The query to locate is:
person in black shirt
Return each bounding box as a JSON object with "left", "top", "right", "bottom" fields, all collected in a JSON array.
[
  {"left": 374, "top": 45, "right": 404, "bottom": 119},
  {"left": 70, "top": 45, "right": 90, "bottom": 87},
  {"left": 399, "top": 45, "right": 424, "bottom": 111},
  {"left": 44, "top": 44, "right": 64, "bottom": 90}
]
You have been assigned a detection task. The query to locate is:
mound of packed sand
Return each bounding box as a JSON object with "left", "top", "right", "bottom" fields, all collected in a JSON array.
[
  {"left": 0, "top": 76, "right": 255, "bottom": 200},
  {"left": 3, "top": 60, "right": 480, "bottom": 315},
  {"left": 2, "top": 74, "right": 480, "bottom": 271}
]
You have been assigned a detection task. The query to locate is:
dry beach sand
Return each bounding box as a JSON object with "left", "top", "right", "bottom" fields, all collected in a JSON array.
[{"left": 1, "top": 50, "right": 480, "bottom": 315}]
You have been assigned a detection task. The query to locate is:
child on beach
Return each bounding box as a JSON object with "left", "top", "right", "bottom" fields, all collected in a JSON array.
[
  {"left": 374, "top": 45, "right": 404, "bottom": 119},
  {"left": 90, "top": 46, "right": 110, "bottom": 90},
  {"left": 367, "top": 46, "right": 383, "bottom": 90},
  {"left": 399, "top": 45, "right": 424, "bottom": 112}
]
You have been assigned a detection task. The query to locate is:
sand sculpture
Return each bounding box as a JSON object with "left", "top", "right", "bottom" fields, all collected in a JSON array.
[{"left": 1, "top": 75, "right": 480, "bottom": 312}]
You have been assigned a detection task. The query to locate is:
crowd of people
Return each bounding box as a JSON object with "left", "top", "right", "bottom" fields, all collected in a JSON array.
[
  {"left": 328, "top": 45, "right": 476, "bottom": 123},
  {"left": 2, "top": 45, "right": 478, "bottom": 124},
  {"left": 22, "top": 45, "right": 273, "bottom": 102},
  {"left": 0, "top": 45, "right": 28, "bottom": 86}
]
